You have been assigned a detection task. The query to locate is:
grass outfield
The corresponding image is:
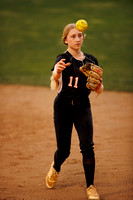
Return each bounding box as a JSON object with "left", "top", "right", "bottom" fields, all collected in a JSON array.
[{"left": 0, "top": 0, "right": 133, "bottom": 91}]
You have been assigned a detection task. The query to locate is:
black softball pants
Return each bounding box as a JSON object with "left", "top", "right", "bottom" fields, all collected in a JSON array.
[{"left": 53, "top": 96, "right": 95, "bottom": 188}]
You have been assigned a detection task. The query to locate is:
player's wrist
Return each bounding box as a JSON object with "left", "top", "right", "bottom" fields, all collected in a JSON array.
[
  {"left": 54, "top": 68, "right": 62, "bottom": 74},
  {"left": 53, "top": 68, "right": 62, "bottom": 81}
]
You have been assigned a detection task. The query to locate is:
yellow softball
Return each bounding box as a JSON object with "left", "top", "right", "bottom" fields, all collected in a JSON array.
[{"left": 76, "top": 19, "right": 88, "bottom": 32}]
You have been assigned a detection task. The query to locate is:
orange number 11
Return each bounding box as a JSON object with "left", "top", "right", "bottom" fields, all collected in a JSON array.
[{"left": 68, "top": 76, "right": 79, "bottom": 88}]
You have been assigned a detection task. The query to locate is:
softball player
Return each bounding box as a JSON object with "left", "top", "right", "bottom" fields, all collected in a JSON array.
[{"left": 46, "top": 23, "right": 103, "bottom": 200}]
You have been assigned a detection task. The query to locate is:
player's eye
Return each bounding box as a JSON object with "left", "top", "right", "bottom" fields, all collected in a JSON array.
[
  {"left": 71, "top": 35, "right": 76, "bottom": 38},
  {"left": 78, "top": 33, "right": 83, "bottom": 38}
]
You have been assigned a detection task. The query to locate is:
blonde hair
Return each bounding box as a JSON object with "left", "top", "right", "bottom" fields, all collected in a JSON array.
[{"left": 62, "top": 23, "right": 76, "bottom": 45}]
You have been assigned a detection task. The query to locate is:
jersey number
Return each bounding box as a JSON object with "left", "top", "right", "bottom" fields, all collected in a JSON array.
[{"left": 68, "top": 76, "right": 79, "bottom": 88}]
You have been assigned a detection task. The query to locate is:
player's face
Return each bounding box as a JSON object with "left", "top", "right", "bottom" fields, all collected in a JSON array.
[{"left": 65, "top": 28, "right": 84, "bottom": 50}]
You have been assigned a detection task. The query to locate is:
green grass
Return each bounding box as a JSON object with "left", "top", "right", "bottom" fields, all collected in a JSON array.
[{"left": 0, "top": 0, "right": 133, "bottom": 91}]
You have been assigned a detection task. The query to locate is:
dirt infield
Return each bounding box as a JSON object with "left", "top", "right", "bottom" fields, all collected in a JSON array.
[{"left": 0, "top": 84, "right": 133, "bottom": 200}]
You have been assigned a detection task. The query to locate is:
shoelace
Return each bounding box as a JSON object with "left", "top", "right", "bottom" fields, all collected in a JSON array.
[
  {"left": 49, "top": 168, "right": 58, "bottom": 181},
  {"left": 87, "top": 185, "right": 97, "bottom": 194}
]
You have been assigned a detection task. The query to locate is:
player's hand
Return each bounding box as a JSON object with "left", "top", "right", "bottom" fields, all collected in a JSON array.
[
  {"left": 54, "top": 59, "right": 70, "bottom": 74},
  {"left": 95, "top": 83, "right": 104, "bottom": 95}
]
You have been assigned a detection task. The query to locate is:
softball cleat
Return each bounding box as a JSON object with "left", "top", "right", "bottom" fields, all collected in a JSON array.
[
  {"left": 46, "top": 161, "right": 59, "bottom": 188},
  {"left": 87, "top": 185, "right": 100, "bottom": 200}
]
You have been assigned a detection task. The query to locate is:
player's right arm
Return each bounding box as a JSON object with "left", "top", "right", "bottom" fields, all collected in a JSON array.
[{"left": 53, "top": 59, "right": 70, "bottom": 80}]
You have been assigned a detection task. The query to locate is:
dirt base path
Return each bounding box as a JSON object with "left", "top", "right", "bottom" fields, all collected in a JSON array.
[{"left": 0, "top": 84, "right": 133, "bottom": 200}]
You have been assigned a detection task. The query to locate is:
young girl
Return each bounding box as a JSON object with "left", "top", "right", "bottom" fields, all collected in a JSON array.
[{"left": 46, "top": 23, "right": 103, "bottom": 200}]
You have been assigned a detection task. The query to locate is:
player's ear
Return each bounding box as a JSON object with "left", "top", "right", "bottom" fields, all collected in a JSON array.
[
  {"left": 64, "top": 41, "right": 68, "bottom": 45},
  {"left": 83, "top": 33, "right": 86, "bottom": 38}
]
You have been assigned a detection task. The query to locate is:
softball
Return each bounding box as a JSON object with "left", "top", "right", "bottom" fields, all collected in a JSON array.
[{"left": 76, "top": 19, "right": 88, "bottom": 32}]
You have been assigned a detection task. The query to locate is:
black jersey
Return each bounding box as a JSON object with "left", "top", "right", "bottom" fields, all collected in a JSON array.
[{"left": 52, "top": 51, "right": 98, "bottom": 105}]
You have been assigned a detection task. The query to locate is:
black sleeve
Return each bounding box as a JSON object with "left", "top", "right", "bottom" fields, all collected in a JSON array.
[
  {"left": 51, "top": 53, "right": 67, "bottom": 71},
  {"left": 90, "top": 55, "right": 99, "bottom": 65},
  {"left": 85, "top": 53, "right": 99, "bottom": 66}
]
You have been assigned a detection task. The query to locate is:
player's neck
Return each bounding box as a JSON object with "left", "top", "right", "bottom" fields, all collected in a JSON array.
[{"left": 67, "top": 48, "right": 85, "bottom": 61}]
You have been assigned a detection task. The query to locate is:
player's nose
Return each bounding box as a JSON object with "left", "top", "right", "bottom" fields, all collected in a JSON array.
[{"left": 76, "top": 36, "right": 80, "bottom": 41}]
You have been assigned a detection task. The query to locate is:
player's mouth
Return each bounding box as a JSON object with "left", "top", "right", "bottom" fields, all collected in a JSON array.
[{"left": 75, "top": 43, "right": 81, "bottom": 46}]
